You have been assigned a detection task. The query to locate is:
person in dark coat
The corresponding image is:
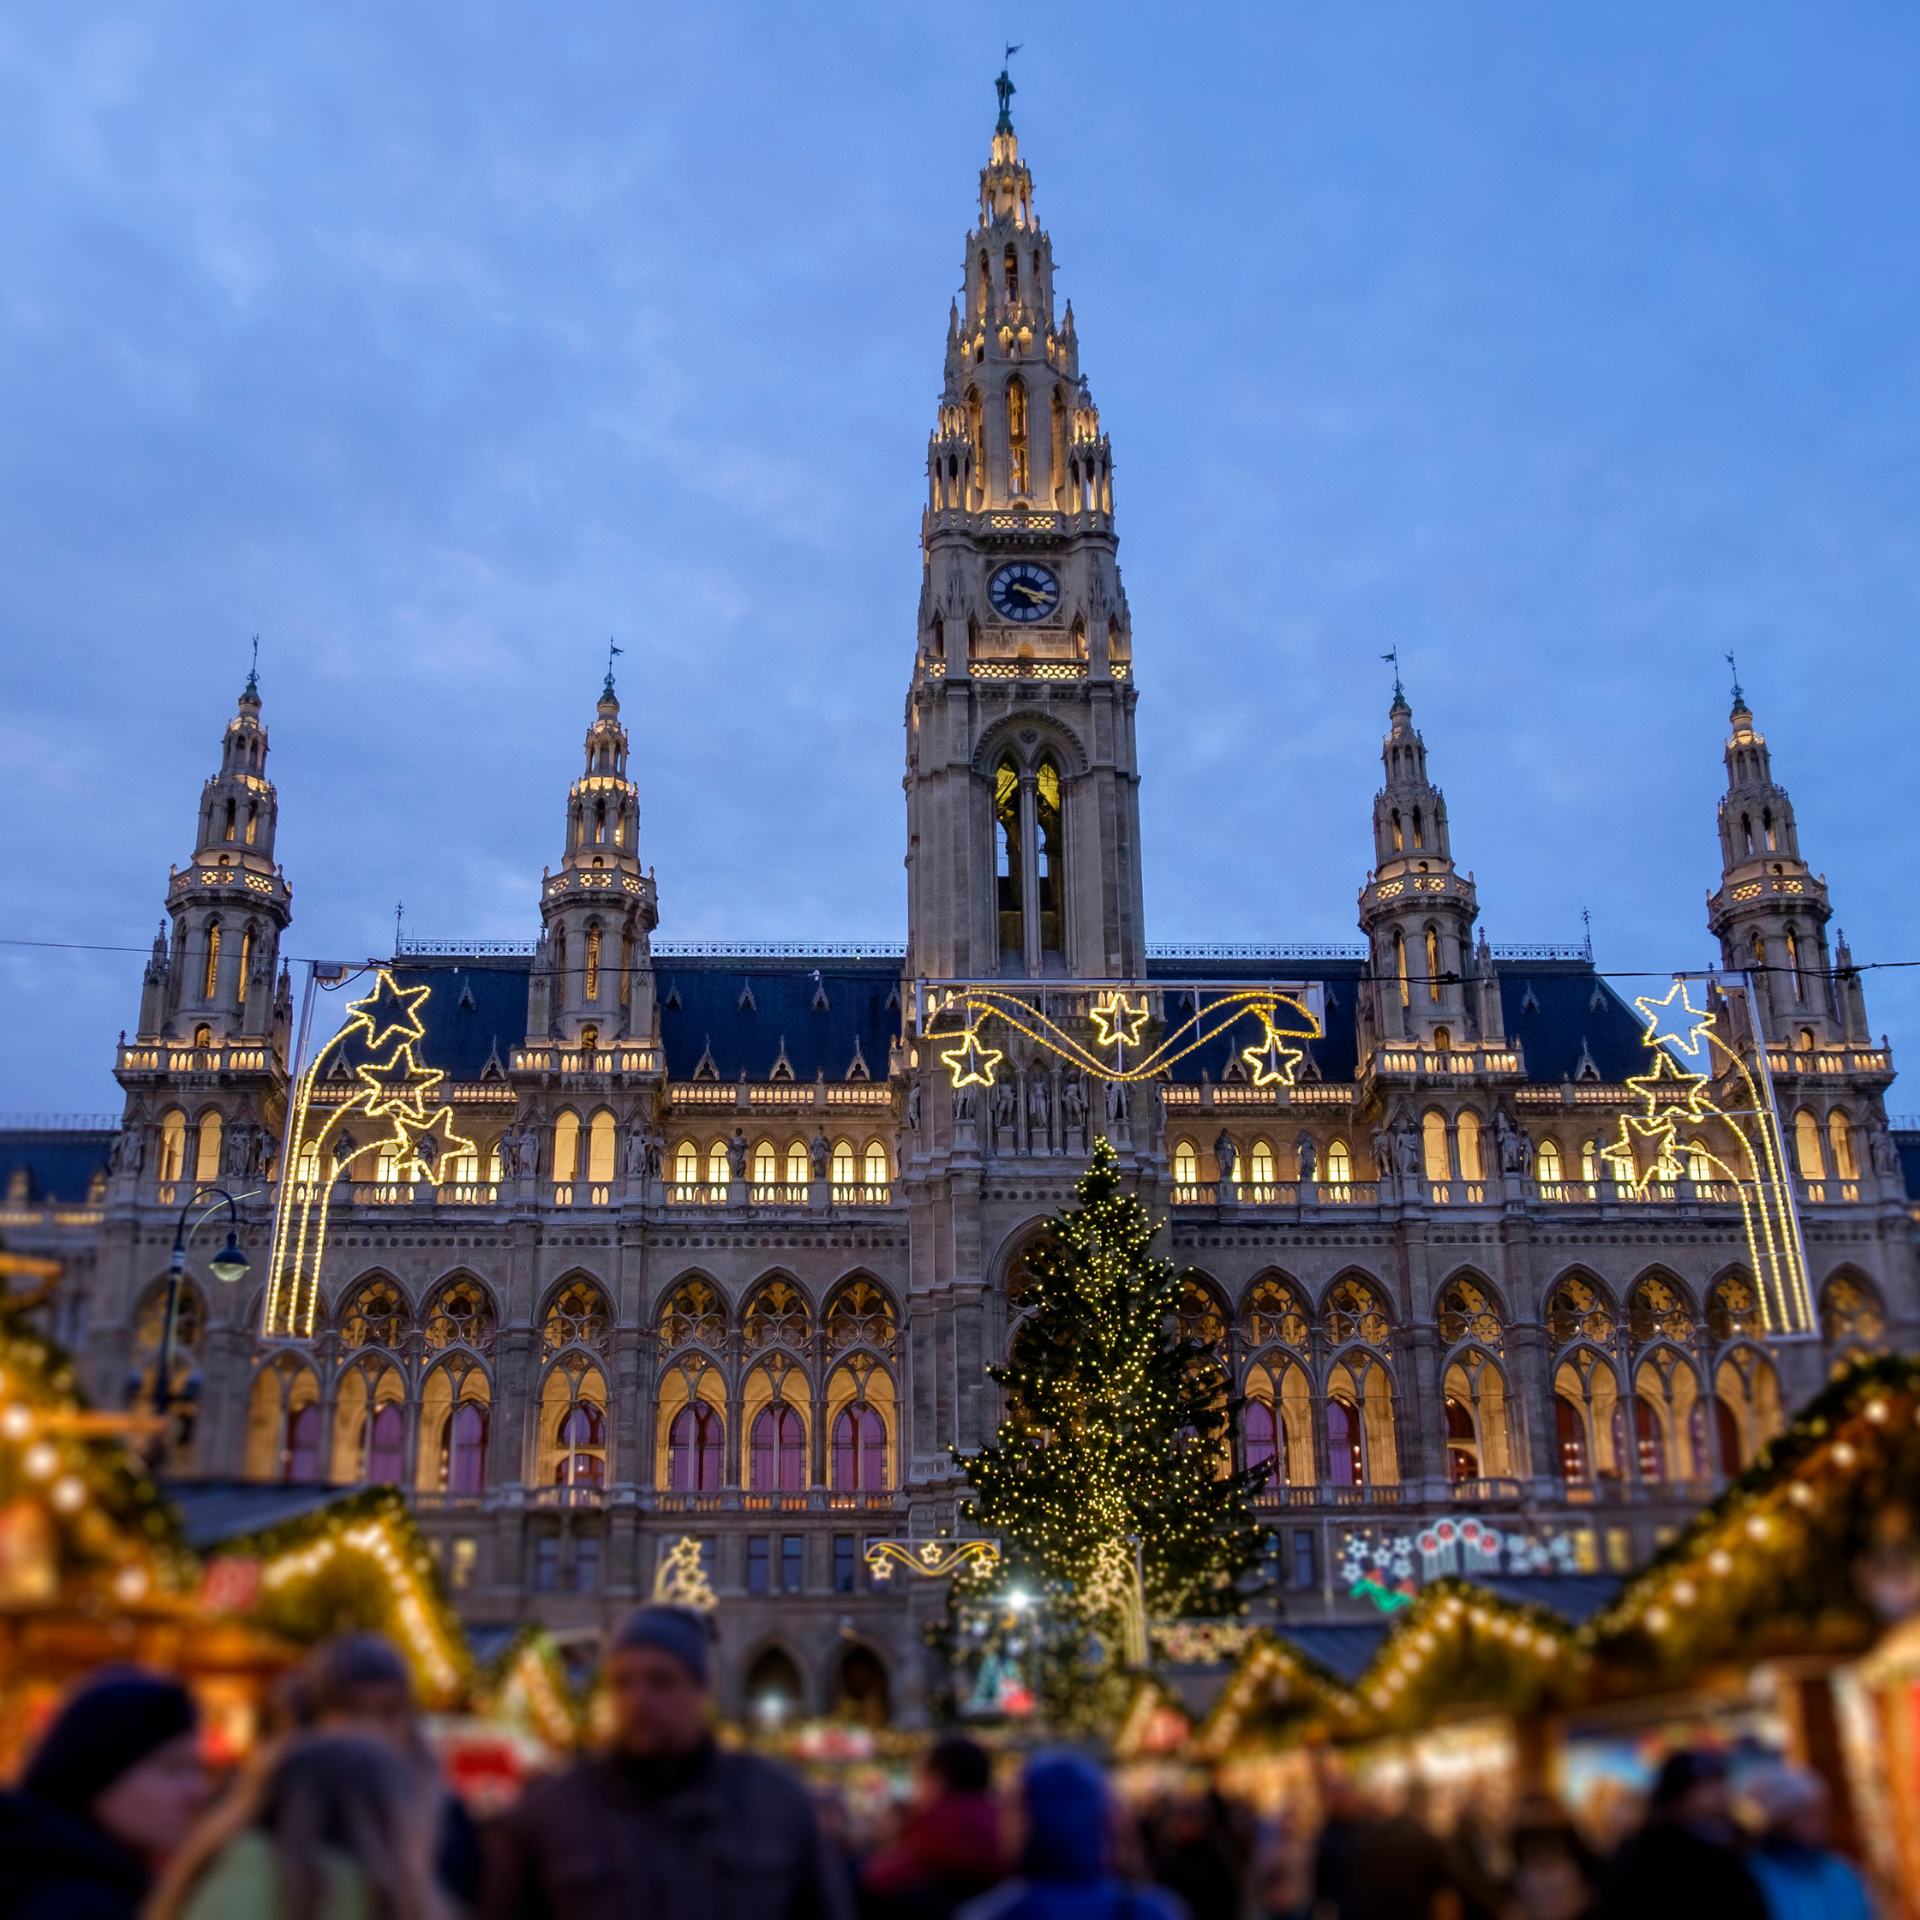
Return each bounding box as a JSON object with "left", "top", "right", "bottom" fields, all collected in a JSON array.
[
  {"left": 0, "top": 1671, "right": 212, "bottom": 1920},
  {"left": 957, "top": 1751, "right": 1184, "bottom": 1920},
  {"left": 483, "top": 1604, "right": 851, "bottom": 1920},
  {"left": 860, "top": 1734, "right": 1006, "bottom": 1920},
  {"left": 1596, "top": 1750, "right": 1769, "bottom": 1920}
]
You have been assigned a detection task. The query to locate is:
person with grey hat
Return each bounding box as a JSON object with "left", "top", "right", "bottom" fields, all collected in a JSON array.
[{"left": 483, "top": 1604, "right": 851, "bottom": 1920}]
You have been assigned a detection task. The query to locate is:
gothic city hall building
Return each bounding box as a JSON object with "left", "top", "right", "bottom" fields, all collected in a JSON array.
[{"left": 4, "top": 96, "right": 1916, "bottom": 1727}]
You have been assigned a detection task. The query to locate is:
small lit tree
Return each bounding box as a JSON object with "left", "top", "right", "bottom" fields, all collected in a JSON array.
[{"left": 951, "top": 1136, "right": 1263, "bottom": 1723}]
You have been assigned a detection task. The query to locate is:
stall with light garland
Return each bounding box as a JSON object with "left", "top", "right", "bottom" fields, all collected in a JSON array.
[{"left": 0, "top": 1268, "right": 300, "bottom": 1771}]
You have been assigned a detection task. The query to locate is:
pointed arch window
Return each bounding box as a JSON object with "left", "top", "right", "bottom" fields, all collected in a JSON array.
[
  {"left": 785, "top": 1142, "right": 809, "bottom": 1187},
  {"left": 1456, "top": 1111, "right": 1482, "bottom": 1181},
  {"left": 1173, "top": 1140, "right": 1199, "bottom": 1185},
  {"left": 831, "top": 1139, "right": 856, "bottom": 1186},
  {"left": 1391, "top": 808, "right": 1404, "bottom": 852},
  {"left": 1537, "top": 1138, "right": 1563, "bottom": 1184},
  {"left": 285, "top": 1403, "right": 323, "bottom": 1484},
  {"left": 1325, "top": 1139, "right": 1352, "bottom": 1186},
  {"left": 863, "top": 1142, "right": 889, "bottom": 1187},
  {"left": 1248, "top": 1139, "right": 1275, "bottom": 1186},
  {"left": 1412, "top": 806, "right": 1424, "bottom": 849},
  {"left": 1763, "top": 807, "right": 1777, "bottom": 851},
  {"left": 751, "top": 1403, "right": 806, "bottom": 1492},
  {"left": 1245, "top": 1397, "right": 1282, "bottom": 1480},
  {"left": 1742, "top": 813, "right": 1754, "bottom": 856},
  {"left": 1393, "top": 932, "right": 1410, "bottom": 1007},
  {"left": 753, "top": 1139, "right": 778, "bottom": 1185},
  {"left": 994, "top": 755, "right": 1023, "bottom": 953},
  {"left": 203, "top": 922, "right": 221, "bottom": 1001},
  {"left": 708, "top": 1141, "right": 731, "bottom": 1188},
  {"left": 1555, "top": 1395, "right": 1588, "bottom": 1481},
  {"left": 1035, "top": 756, "right": 1062, "bottom": 953},
  {"left": 444, "top": 1402, "right": 488, "bottom": 1493},
  {"left": 1785, "top": 927, "right": 1805, "bottom": 1001},
  {"left": 668, "top": 1402, "right": 723, "bottom": 1491},
  {"left": 364, "top": 1403, "right": 406, "bottom": 1485},
  {"left": 585, "top": 927, "right": 601, "bottom": 1000},
  {"left": 223, "top": 798, "right": 236, "bottom": 842},
  {"left": 1007, "top": 375, "right": 1029, "bottom": 495},
  {"left": 1425, "top": 927, "right": 1443, "bottom": 1003},
  {"left": 160, "top": 1109, "right": 187, "bottom": 1183},
  {"left": 1327, "top": 1396, "right": 1364, "bottom": 1486},
  {"left": 1793, "top": 1109, "right": 1824, "bottom": 1180},
  {"left": 1828, "top": 1111, "right": 1858, "bottom": 1181},
  {"left": 556, "top": 1402, "right": 606, "bottom": 1488},
  {"left": 245, "top": 801, "right": 258, "bottom": 845},
  {"left": 553, "top": 1112, "right": 580, "bottom": 1184},
  {"left": 832, "top": 1404, "right": 888, "bottom": 1490}
]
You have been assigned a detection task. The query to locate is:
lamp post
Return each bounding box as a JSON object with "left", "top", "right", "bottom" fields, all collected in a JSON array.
[{"left": 141, "top": 1185, "right": 250, "bottom": 1457}]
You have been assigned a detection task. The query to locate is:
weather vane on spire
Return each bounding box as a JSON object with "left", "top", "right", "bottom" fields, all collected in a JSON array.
[
  {"left": 605, "top": 637, "right": 624, "bottom": 694},
  {"left": 1381, "top": 647, "right": 1404, "bottom": 702},
  {"left": 1725, "top": 649, "right": 1744, "bottom": 706},
  {"left": 995, "top": 44, "right": 1020, "bottom": 132},
  {"left": 245, "top": 633, "right": 260, "bottom": 699}
]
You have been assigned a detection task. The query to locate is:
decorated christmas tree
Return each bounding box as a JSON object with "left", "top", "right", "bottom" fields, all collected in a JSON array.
[{"left": 951, "top": 1137, "right": 1263, "bottom": 1723}]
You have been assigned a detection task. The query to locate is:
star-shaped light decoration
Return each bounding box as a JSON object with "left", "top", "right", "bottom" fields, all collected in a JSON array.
[
  {"left": 1604, "top": 1111, "right": 1682, "bottom": 1195},
  {"left": 1635, "top": 979, "right": 1716, "bottom": 1066},
  {"left": 940, "top": 1022, "right": 1004, "bottom": 1089},
  {"left": 1240, "top": 1006, "right": 1305, "bottom": 1089},
  {"left": 353, "top": 1042, "right": 446, "bottom": 1123},
  {"left": 1623, "top": 1046, "right": 1715, "bottom": 1126},
  {"left": 347, "top": 971, "right": 433, "bottom": 1054},
  {"left": 1089, "top": 991, "right": 1150, "bottom": 1052}
]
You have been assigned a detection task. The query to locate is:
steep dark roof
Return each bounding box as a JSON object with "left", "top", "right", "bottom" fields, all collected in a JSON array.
[
  {"left": 163, "top": 1480, "right": 346, "bottom": 1550},
  {"left": 315, "top": 960, "right": 530, "bottom": 1085},
  {"left": 0, "top": 1130, "right": 116, "bottom": 1204},
  {"left": 1895, "top": 1130, "right": 1920, "bottom": 1202},
  {"left": 1272, "top": 1620, "right": 1392, "bottom": 1684},
  {"left": 657, "top": 959, "right": 901, "bottom": 1082},
  {"left": 1145, "top": 959, "right": 1364, "bottom": 1085},
  {"left": 1499, "top": 965, "right": 1649, "bottom": 1082}
]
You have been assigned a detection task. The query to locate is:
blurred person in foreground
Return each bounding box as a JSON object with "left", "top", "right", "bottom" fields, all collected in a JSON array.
[
  {"left": 149, "top": 1730, "right": 449, "bottom": 1920},
  {"left": 1310, "top": 1770, "right": 1366, "bottom": 1920},
  {"left": 0, "top": 1671, "right": 211, "bottom": 1920},
  {"left": 1508, "top": 1791, "right": 1600, "bottom": 1920},
  {"left": 1596, "top": 1750, "right": 1767, "bottom": 1920},
  {"left": 860, "top": 1733, "right": 1006, "bottom": 1919},
  {"left": 957, "top": 1751, "right": 1183, "bottom": 1920},
  {"left": 1143, "top": 1789, "right": 1244, "bottom": 1920},
  {"left": 1346, "top": 1778, "right": 1493, "bottom": 1920},
  {"left": 1739, "top": 1763, "right": 1875, "bottom": 1920},
  {"left": 304, "top": 1630, "right": 484, "bottom": 1910},
  {"left": 483, "top": 1603, "right": 851, "bottom": 1920}
]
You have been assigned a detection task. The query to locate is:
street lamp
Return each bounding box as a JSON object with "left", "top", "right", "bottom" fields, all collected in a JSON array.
[{"left": 138, "top": 1185, "right": 250, "bottom": 1453}]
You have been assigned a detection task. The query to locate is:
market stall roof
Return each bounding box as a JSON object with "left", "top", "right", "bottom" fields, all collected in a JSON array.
[
  {"left": 165, "top": 1480, "right": 347, "bottom": 1551},
  {"left": 1274, "top": 1621, "right": 1393, "bottom": 1685},
  {"left": 1474, "top": 1574, "right": 1624, "bottom": 1625}
]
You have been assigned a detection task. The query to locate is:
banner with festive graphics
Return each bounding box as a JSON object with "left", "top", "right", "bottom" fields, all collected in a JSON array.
[
  {"left": 1340, "top": 1516, "right": 1580, "bottom": 1612},
  {"left": 265, "top": 969, "right": 479, "bottom": 1338},
  {"left": 1603, "top": 979, "right": 1812, "bottom": 1335},
  {"left": 920, "top": 982, "right": 1322, "bottom": 1089}
]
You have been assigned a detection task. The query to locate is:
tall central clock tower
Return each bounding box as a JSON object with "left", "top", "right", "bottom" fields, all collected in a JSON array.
[{"left": 904, "top": 75, "right": 1146, "bottom": 985}]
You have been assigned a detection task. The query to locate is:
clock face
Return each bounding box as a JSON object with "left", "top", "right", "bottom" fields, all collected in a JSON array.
[{"left": 988, "top": 563, "right": 1061, "bottom": 624}]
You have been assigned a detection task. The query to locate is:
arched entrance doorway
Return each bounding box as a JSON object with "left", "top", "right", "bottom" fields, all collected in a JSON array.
[
  {"left": 835, "top": 1645, "right": 890, "bottom": 1726},
  {"left": 744, "top": 1646, "right": 803, "bottom": 1730}
]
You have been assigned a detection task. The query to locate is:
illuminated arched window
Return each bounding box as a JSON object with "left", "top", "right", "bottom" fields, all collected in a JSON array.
[
  {"left": 223, "top": 797, "right": 236, "bottom": 842},
  {"left": 444, "top": 1402, "right": 488, "bottom": 1493},
  {"left": 1686, "top": 1137, "right": 1712, "bottom": 1183},
  {"left": 203, "top": 921, "right": 221, "bottom": 1000},
  {"left": 1249, "top": 1139, "right": 1275, "bottom": 1185},
  {"left": 553, "top": 1113, "right": 579, "bottom": 1184},
  {"left": 1537, "top": 1138, "right": 1563, "bottom": 1183},
  {"left": 237, "top": 927, "right": 252, "bottom": 1004},
  {"left": 863, "top": 1142, "right": 889, "bottom": 1187},
  {"left": 1007, "top": 374, "right": 1029, "bottom": 495},
  {"left": 1035, "top": 757, "right": 1063, "bottom": 953},
  {"left": 1412, "top": 806, "right": 1424, "bottom": 849},
  {"left": 994, "top": 754, "right": 1023, "bottom": 953},
  {"left": 1327, "top": 1396, "right": 1363, "bottom": 1487},
  {"left": 1245, "top": 1397, "right": 1282, "bottom": 1480},
  {"left": 1555, "top": 1396, "right": 1588, "bottom": 1481},
  {"left": 1794, "top": 1109, "right": 1824, "bottom": 1180},
  {"left": 1325, "top": 1139, "right": 1351, "bottom": 1186},
  {"left": 160, "top": 1110, "right": 187, "bottom": 1183},
  {"left": 1425, "top": 927, "right": 1442, "bottom": 1002},
  {"left": 585, "top": 926, "right": 601, "bottom": 1000},
  {"left": 1785, "top": 927, "right": 1805, "bottom": 1002},
  {"left": 1390, "top": 808, "right": 1404, "bottom": 852},
  {"left": 1422, "top": 1111, "right": 1450, "bottom": 1182},
  {"left": 673, "top": 1140, "right": 698, "bottom": 1184},
  {"left": 831, "top": 1139, "right": 856, "bottom": 1186},
  {"left": 1394, "top": 932, "right": 1410, "bottom": 1006},
  {"left": 1173, "top": 1139, "right": 1199, "bottom": 1185},
  {"left": 1456, "top": 1112, "right": 1482, "bottom": 1180},
  {"left": 751, "top": 1404, "right": 806, "bottom": 1492},
  {"left": 785, "top": 1142, "right": 809, "bottom": 1187},
  {"left": 1828, "top": 1111, "right": 1857, "bottom": 1181},
  {"left": 707, "top": 1141, "right": 730, "bottom": 1188},
  {"left": 195, "top": 1112, "right": 223, "bottom": 1185},
  {"left": 832, "top": 1404, "right": 888, "bottom": 1490},
  {"left": 753, "top": 1140, "right": 777, "bottom": 1185},
  {"left": 668, "top": 1403, "right": 723, "bottom": 1492},
  {"left": 556, "top": 1401, "right": 606, "bottom": 1489},
  {"left": 364, "top": 1403, "right": 406, "bottom": 1485},
  {"left": 587, "top": 1110, "right": 616, "bottom": 1183}
]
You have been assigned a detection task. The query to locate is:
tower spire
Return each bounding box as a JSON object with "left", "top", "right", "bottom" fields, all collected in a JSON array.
[{"left": 994, "top": 46, "right": 1020, "bottom": 134}]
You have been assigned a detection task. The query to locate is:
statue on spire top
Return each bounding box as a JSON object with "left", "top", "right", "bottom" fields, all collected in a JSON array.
[{"left": 995, "top": 45, "right": 1019, "bottom": 132}]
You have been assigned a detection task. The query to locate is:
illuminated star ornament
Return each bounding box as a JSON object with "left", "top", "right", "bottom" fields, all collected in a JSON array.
[
  {"left": 941, "top": 1022, "right": 1004, "bottom": 1089},
  {"left": 1089, "top": 991, "right": 1151, "bottom": 1052},
  {"left": 265, "top": 968, "right": 479, "bottom": 1339},
  {"left": 1635, "top": 979, "right": 1715, "bottom": 1065},
  {"left": 1240, "top": 1006, "right": 1305, "bottom": 1089}
]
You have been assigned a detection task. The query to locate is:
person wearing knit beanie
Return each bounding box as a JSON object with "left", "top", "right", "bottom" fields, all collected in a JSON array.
[{"left": 0, "top": 1671, "right": 211, "bottom": 1920}]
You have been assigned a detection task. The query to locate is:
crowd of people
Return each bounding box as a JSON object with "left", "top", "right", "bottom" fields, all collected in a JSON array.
[{"left": 0, "top": 1604, "right": 1884, "bottom": 1920}]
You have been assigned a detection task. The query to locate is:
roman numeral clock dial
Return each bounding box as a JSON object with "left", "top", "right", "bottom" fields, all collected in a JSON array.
[{"left": 988, "top": 563, "right": 1060, "bottom": 623}]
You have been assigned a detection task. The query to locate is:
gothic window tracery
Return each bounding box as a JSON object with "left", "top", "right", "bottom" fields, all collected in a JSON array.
[
  {"left": 1820, "top": 1273, "right": 1886, "bottom": 1354},
  {"left": 1175, "top": 1276, "right": 1226, "bottom": 1349},
  {"left": 341, "top": 1279, "right": 408, "bottom": 1352},
  {"left": 424, "top": 1279, "right": 496, "bottom": 1355},
  {"left": 1324, "top": 1277, "right": 1390, "bottom": 1351},
  {"left": 543, "top": 1280, "right": 611, "bottom": 1357},
  {"left": 660, "top": 1280, "right": 728, "bottom": 1352},
  {"left": 1705, "top": 1273, "right": 1761, "bottom": 1343},
  {"left": 1547, "top": 1276, "right": 1614, "bottom": 1347},
  {"left": 668, "top": 1402, "right": 723, "bottom": 1491},
  {"left": 1437, "top": 1279, "right": 1502, "bottom": 1352},
  {"left": 827, "top": 1279, "right": 895, "bottom": 1353},
  {"left": 1244, "top": 1276, "right": 1308, "bottom": 1351},
  {"left": 744, "top": 1278, "right": 810, "bottom": 1352},
  {"left": 1627, "top": 1274, "right": 1695, "bottom": 1347}
]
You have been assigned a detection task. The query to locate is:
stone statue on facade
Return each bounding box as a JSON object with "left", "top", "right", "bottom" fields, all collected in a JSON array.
[
  {"left": 1395, "top": 1125, "right": 1422, "bottom": 1177},
  {"left": 1870, "top": 1124, "right": 1900, "bottom": 1178},
  {"left": 991, "top": 1076, "right": 1017, "bottom": 1134},
  {"left": 624, "top": 1125, "right": 647, "bottom": 1179},
  {"left": 1105, "top": 1077, "right": 1128, "bottom": 1126},
  {"left": 809, "top": 1129, "right": 831, "bottom": 1179},
  {"left": 1027, "top": 1073, "right": 1051, "bottom": 1147},
  {"left": 906, "top": 1080, "right": 921, "bottom": 1133},
  {"left": 1493, "top": 1108, "right": 1525, "bottom": 1175},
  {"left": 1214, "top": 1129, "right": 1238, "bottom": 1186},
  {"left": 1295, "top": 1133, "right": 1317, "bottom": 1184},
  {"left": 1062, "top": 1074, "right": 1087, "bottom": 1131},
  {"left": 953, "top": 1082, "right": 978, "bottom": 1127},
  {"left": 726, "top": 1129, "right": 748, "bottom": 1179}
]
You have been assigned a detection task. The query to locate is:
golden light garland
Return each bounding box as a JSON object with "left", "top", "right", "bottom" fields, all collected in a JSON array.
[
  {"left": 1601, "top": 981, "right": 1812, "bottom": 1335},
  {"left": 652, "top": 1533, "right": 718, "bottom": 1612},
  {"left": 265, "top": 969, "right": 479, "bottom": 1338},
  {"left": 932, "top": 986, "right": 1319, "bottom": 1088},
  {"left": 865, "top": 1537, "right": 1001, "bottom": 1584}
]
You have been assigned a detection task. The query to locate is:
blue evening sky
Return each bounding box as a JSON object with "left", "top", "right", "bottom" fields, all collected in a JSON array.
[{"left": 3, "top": 4, "right": 1917, "bottom": 1113}]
